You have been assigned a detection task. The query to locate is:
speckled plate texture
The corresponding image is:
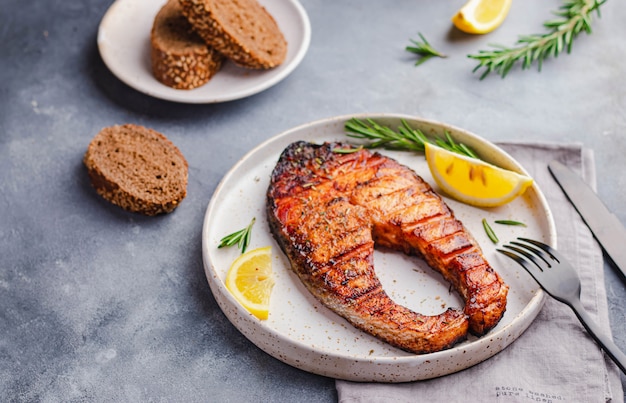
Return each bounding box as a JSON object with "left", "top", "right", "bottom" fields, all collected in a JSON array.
[
  {"left": 201, "top": 114, "right": 557, "bottom": 382},
  {"left": 97, "top": 0, "right": 311, "bottom": 103}
]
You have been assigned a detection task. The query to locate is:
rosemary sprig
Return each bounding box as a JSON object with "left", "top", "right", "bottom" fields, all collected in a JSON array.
[
  {"left": 406, "top": 33, "right": 447, "bottom": 66},
  {"left": 218, "top": 217, "right": 256, "bottom": 254},
  {"left": 469, "top": 0, "right": 607, "bottom": 79},
  {"left": 344, "top": 118, "right": 479, "bottom": 159}
]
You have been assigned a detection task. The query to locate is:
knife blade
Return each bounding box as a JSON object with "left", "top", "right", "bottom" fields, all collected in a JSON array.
[{"left": 548, "top": 160, "right": 626, "bottom": 282}]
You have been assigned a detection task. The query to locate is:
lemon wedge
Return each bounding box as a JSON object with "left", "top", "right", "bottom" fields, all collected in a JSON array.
[
  {"left": 225, "top": 246, "right": 274, "bottom": 320},
  {"left": 452, "top": 0, "right": 512, "bottom": 34},
  {"left": 425, "top": 143, "right": 533, "bottom": 207}
]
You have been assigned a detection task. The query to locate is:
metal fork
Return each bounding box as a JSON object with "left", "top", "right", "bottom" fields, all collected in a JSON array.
[{"left": 498, "top": 237, "right": 626, "bottom": 374}]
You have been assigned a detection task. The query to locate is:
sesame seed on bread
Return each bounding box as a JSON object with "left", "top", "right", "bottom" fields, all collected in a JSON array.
[
  {"left": 179, "top": 0, "right": 287, "bottom": 69},
  {"left": 84, "top": 124, "right": 188, "bottom": 216},
  {"left": 151, "top": 0, "right": 224, "bottom": 89}
]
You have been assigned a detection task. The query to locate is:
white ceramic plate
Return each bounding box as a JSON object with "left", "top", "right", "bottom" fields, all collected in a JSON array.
[
  {"left": 97, "top": 0, "right": 311, "bottom": 103},
  {"left": 201, "top": 114, "right": 556, "bottom": 382}
]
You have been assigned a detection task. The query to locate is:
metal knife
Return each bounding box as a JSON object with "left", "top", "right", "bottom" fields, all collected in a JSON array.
[{"left": 548, "top": 160, "right": 626, "bottom": 282}]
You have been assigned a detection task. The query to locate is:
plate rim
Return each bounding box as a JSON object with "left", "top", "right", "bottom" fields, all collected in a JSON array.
[
  {"left": 97, "top": 0, "right": 312, "bottom": 103},
  {"left": 202, "top": 112, "right": 556, "bottom": 381}
]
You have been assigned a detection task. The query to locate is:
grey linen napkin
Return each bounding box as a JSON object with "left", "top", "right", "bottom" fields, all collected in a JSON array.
[{"left": 336, "top": 143, "right": 624, "bottom": 403}]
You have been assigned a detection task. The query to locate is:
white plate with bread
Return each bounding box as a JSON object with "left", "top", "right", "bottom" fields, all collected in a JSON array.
[{"left": 97, "top": 0, "right": 311, "bottom": 103}]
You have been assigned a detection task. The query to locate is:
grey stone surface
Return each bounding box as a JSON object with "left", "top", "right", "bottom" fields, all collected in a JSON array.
[{"left": 1, "top": 0, "right": 624, "bottom": 401}]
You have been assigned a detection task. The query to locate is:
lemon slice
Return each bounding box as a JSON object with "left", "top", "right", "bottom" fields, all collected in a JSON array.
[
  {"left": 225, "top": 246, "right": 274, "bottom": 320},
  {"left": 452, "top": 0, "right": 512, "bottom": 34},
  {"left": 425, "top": 143, "right": 533, "bottom": 207}
]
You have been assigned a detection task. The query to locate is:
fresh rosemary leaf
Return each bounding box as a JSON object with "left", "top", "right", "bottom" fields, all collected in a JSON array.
[
  {"left": 332, "top": 146, "right": 364, "bottom": 154},
  {"left": 345, "top": 118, "right": 426, "bottom": 152},
  {"left": 345, "top": 118, "right": 479, "bottom": 160},
  {"left": 218, "top": 217, "right": 256, "bottom": 253},
  {"left": 482, "top": 219, "right": 499, "bottom": 244},
  {"left": 406, "top": 33, "right": 447, "bottom": 66},
  {"left": 469, "top": 0, "right": 607, "bottom": 79},
  {"left": 459, "top": 143, "right": 479, "bottom": 159},
  {"left": 494, "top": 220, "right": 527, "bottom": 227}
]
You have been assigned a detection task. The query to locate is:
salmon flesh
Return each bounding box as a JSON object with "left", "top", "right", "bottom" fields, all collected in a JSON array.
[{"left": 266, "top": 141, "right": 508, "bottom": 354}]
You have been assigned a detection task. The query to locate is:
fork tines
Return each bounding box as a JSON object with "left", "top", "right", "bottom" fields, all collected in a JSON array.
[
  {"left": 497, "top": 238, "right": 626, "bottom": 374},
  {"left": 496, "top": 237, "right": 559, "bottom": 272}
]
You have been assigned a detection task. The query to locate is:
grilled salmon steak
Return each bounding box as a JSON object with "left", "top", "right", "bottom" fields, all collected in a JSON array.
[{"left": 266, "top": 141, "right": 508, "bottom": 354}]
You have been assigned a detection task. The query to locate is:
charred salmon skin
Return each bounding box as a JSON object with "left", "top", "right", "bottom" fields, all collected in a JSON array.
[{"left": 266, "top": 141, "right": 508, "bottom": 354}]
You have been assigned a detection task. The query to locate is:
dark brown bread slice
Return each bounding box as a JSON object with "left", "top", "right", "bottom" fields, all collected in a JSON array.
[
  {"left": 151, "top": 0, "right": 224, "bottom": 89},
  {"left": 84, "top": 124, "right": 188, "bottom": 216},
  {"left": 179, "top": 0, "right": 287, "bottom": 69}
]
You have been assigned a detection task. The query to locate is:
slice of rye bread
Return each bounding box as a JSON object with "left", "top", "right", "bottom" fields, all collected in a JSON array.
[
  {"left": 151, "top": 0, "right": 224, "bottom": 89},
  {"left": 179, "top": 0, "right": 287, "bottom": 69},
  {"left": 84, "top": 124, "right": 188, "bottom": 216}
]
